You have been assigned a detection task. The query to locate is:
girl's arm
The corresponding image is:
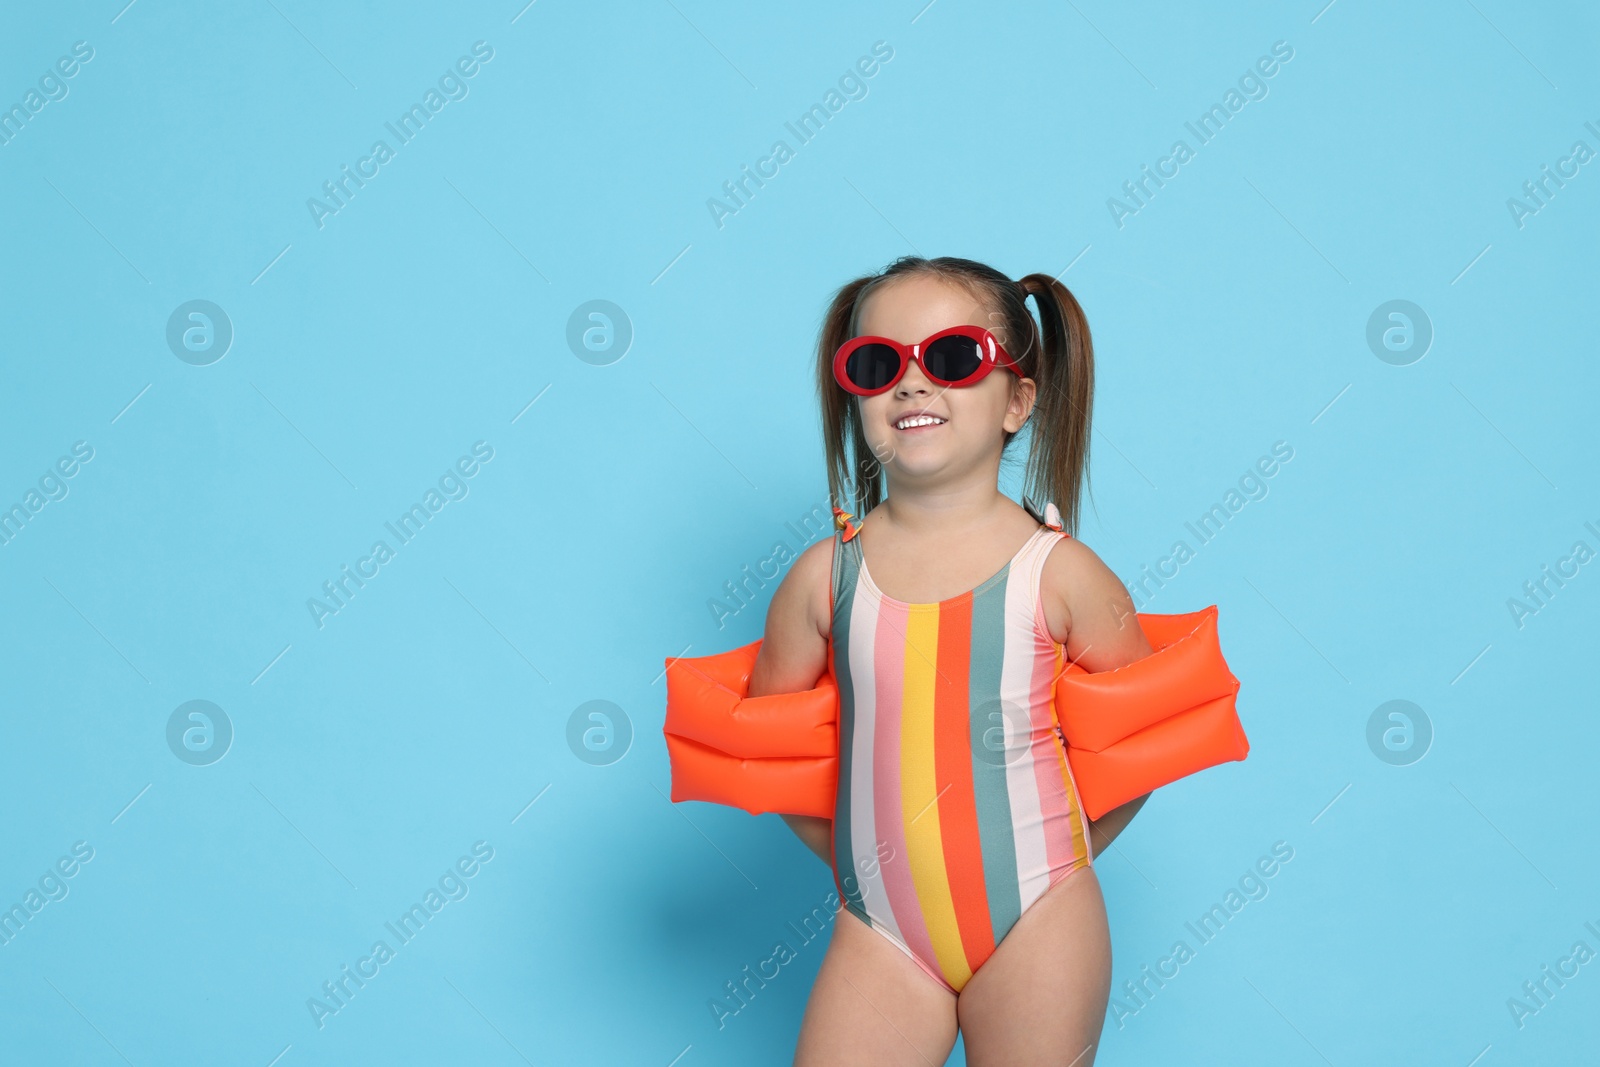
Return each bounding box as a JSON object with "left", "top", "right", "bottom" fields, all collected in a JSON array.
[
  {"left": 748, "top": 537, "right": 835, "bottom": 866},
  {"left": 1042, "top": 536, "right": 1158, "bottom": 849}
]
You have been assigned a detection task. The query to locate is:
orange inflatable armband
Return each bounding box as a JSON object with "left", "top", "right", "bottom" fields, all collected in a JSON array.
[
  {"left": 662, "top": 640, "right": 838, "bottom": 818},
  {"left": 663, "top": 607, "right": 1247, "bottom": 822},
  {"left": 1053, "top": 606, "right": 1246, "bottom": 819}
]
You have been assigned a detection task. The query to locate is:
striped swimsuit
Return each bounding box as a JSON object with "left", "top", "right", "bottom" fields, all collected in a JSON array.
[{"left": 827, "top": 521, "right": 1095, "bottom": 995}]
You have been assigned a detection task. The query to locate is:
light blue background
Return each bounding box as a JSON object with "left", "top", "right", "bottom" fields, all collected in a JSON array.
[{"left": 1, "top": 1, "right": 1596, "bottom": 1063}]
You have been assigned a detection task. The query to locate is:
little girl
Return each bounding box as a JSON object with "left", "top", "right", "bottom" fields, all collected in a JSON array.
[{"left": 749, "top": 256, "right": 1154, "bottom": 1065}]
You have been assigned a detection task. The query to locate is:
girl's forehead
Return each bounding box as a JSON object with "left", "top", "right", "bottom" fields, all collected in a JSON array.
[{"left": 858, "top": 276, "right": 991, "bottom": 339}]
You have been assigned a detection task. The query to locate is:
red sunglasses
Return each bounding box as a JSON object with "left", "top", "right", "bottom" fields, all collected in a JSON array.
[{"left": 833, "top": 324, "right": 1022, "bottom": 397}]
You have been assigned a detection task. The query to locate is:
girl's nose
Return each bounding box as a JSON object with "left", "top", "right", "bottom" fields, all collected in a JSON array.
[{"left": 896, "top": 356, "right": 934, "bottom": 394}]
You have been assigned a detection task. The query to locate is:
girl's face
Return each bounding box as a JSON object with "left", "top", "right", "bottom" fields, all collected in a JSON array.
[{"left": 853, "top": 274, "right": 1035, "bottom": 491}]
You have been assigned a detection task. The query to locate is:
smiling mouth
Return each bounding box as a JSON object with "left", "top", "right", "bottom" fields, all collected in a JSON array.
[{"left": 894, "top": 414, "right": 947, "bottom": 431}]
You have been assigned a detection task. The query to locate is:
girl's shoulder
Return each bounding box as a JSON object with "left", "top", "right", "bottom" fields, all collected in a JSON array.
[
  {"left": 1039, "top": 534, "right": 1150, "bottom": 667},
  {"left": 781, "top": 533, "right": 837, "bottom": 642}
]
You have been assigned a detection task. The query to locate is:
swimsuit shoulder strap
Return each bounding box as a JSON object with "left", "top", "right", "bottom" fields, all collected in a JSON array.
[
  {"left": 829, "top": 506, "right": 863, "bottom": 624},
  {"left": 1022, "top": 494, "right": 1070, "bottom": 538}
]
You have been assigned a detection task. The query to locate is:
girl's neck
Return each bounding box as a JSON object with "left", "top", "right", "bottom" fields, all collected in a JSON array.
[{"left": 877, "top": 481, "right": 1008, "bottom": 539}]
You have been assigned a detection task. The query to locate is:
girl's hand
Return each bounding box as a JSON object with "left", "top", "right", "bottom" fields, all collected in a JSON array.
[{"left": 750, "top": 536, "right": 836, "bottom": 864}]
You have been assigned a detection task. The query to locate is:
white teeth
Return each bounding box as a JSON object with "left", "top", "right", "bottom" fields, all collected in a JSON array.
[{"left": 895, "top": 415, "right": 946, "bottom": 430}]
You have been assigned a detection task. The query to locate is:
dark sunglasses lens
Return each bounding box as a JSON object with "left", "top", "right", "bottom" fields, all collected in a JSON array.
[
  {"left": 844, "top": 343, "right": 901, "bottom": 391},
  {"left": 922, "top": 335, "right": 984, "bottom": 383}
]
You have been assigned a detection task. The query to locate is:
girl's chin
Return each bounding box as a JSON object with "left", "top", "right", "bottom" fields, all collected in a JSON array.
[{"left": 875, "top": 456, "right": 958, "bottom": 481}]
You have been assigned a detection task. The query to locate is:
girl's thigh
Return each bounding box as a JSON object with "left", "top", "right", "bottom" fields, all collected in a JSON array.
[
  {"left": 955, "top": 866, "right": 1112, "bottom": 1067},
  {"left": 794, "top": 906, "right": 959, "bottom": 1066}
]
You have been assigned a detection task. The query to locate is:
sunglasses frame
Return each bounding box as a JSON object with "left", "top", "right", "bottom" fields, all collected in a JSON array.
[{"left": 832, "top": 324, "right": 1023, "bottom": 397}]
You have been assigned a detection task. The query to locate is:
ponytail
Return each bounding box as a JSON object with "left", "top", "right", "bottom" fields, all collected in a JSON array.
[{"left": 1016, "top": 273, "right": 1095, "bottom": 534}]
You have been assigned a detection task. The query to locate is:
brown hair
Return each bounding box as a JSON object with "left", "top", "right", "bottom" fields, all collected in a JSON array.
[{"left": 816, "top": 255, "right": 1096, "bottom": 533}]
